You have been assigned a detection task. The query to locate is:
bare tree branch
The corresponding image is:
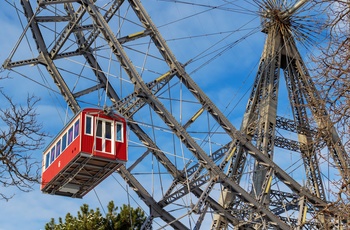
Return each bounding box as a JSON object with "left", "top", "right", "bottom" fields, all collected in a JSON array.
[
  {"left": 0, "top": 90, "right": 47, "bottom": 201},
  {"left": 312, "top": 0, "right": 350, "bottom": 153},
  {"left": 312, "top": 0, "right": 350, "bottom": 225}
]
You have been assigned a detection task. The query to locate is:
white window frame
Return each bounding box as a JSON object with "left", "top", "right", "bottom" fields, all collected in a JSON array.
[
  {"left": 74, "top": 119, "right": 80, "bottom": 139},
  {"left": 95, "top": 118, "right": 114, "bottom": 154},
  {"left": 62, "top": 132, "right": 67, "bottom": 151},
  {"left": 44, "top": 152, "right": 50, "bottom": 169},
  {"left": 116, "top": 122, "right": 123, "bottom": 143},
  {"left": 85, "top": 115, "right": 94, "bottom": 136}
]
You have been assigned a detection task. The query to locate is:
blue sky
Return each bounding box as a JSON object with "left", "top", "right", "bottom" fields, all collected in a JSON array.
[{"left": 0, "top": 0, "right": 336, "bottom": 229}]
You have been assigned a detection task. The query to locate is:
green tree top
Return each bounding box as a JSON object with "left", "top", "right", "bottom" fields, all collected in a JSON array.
[{"left": 45, "top": 201, "right": 146, "bottom": 230}]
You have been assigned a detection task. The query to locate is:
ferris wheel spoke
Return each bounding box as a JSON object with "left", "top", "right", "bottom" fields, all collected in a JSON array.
[
  {"left": 48, "top": 4, "right": 86, "bottom": 59},
  {"left": 21, "top": 0, "right": 82, "bottom": 113},
  {"left": 159, "top": 142, "right": 232, "bottom": 206},
  {"left": 117, "top": 165, "right": 189, "bottom": 229},
  {"left": 3, "top": 0, "right": 348, "bottom": 229},
  {"left": 117, "top": 3, "right": 320, "bottom": 227}
]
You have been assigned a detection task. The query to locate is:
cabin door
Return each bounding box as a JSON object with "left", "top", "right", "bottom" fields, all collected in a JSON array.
[{"left": 95, "top": 119, "right": 114, "bottom": 154}]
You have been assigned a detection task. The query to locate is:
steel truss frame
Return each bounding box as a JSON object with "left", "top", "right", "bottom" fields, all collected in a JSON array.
[{"left": 3, "top": 0, "right": 349, "bottom": 229}]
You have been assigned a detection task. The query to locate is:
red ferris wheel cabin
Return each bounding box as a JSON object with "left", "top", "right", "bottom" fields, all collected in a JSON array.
[{"left": 41, "top": 108, "right": 127, "bottom": 198}]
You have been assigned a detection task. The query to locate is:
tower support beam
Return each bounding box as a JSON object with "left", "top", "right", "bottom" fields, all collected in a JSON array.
[{"left": 4, "top": 1, "right": 347, "bottom": 229}]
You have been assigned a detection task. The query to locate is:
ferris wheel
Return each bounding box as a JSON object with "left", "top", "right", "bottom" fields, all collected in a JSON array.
[{"left": 3, "top": 0, "right": 349, "bottom": 229}]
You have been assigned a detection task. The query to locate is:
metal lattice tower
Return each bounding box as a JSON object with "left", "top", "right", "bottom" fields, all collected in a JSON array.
[
  {"left": 212, "top": 1, "right": 349, "bottom": 229},
  {"left": 3, "top": 0, "right": 349, "bottom": 229}
]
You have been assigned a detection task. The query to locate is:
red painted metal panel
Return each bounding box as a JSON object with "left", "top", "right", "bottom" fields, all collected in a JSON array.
[
  {"left": 41, "top": 137, "right": 81, "bottom": 189},
  {"left": 105, "top": 139, "right": 112, "bottom": 153},
  {"left": 96, "top": 138, "right": 103, "bottom": 152},
  {"left": 115, "top": 141, "right": 127, "bottom": 161}
]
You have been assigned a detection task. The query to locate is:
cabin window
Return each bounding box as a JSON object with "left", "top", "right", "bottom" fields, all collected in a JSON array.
[
  {"left": 105, "top": 121, "right": 112, "bottom": 139},
  {"left": 116, "top": 122, "right": 123, "bottom": 142},
  {"left": 68, "top": 126, "right": 73, "bottom": 145},
  {"left": 50, "top": 147, "right": 55, "bottom": 164},
  {"left": 62, "top": 133, "right": 67, "bottom": 151},
  {"left": 45, "top": 152, "right": 50, "bottom": 169},
  {"left": 56, "top": 140, "right": 61, "bottom": 157},
  {"left": 96, "top": 120, "right": 103, "bottom": 137},
  {"left": 96, "top": 119, "right": 113, "bottom": 139},
  {"left": 85, "top": 115, "right": 93, "bottom": 135},
  {"left": 74, "top": 120, "right": 79, "bottom": 139}
]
